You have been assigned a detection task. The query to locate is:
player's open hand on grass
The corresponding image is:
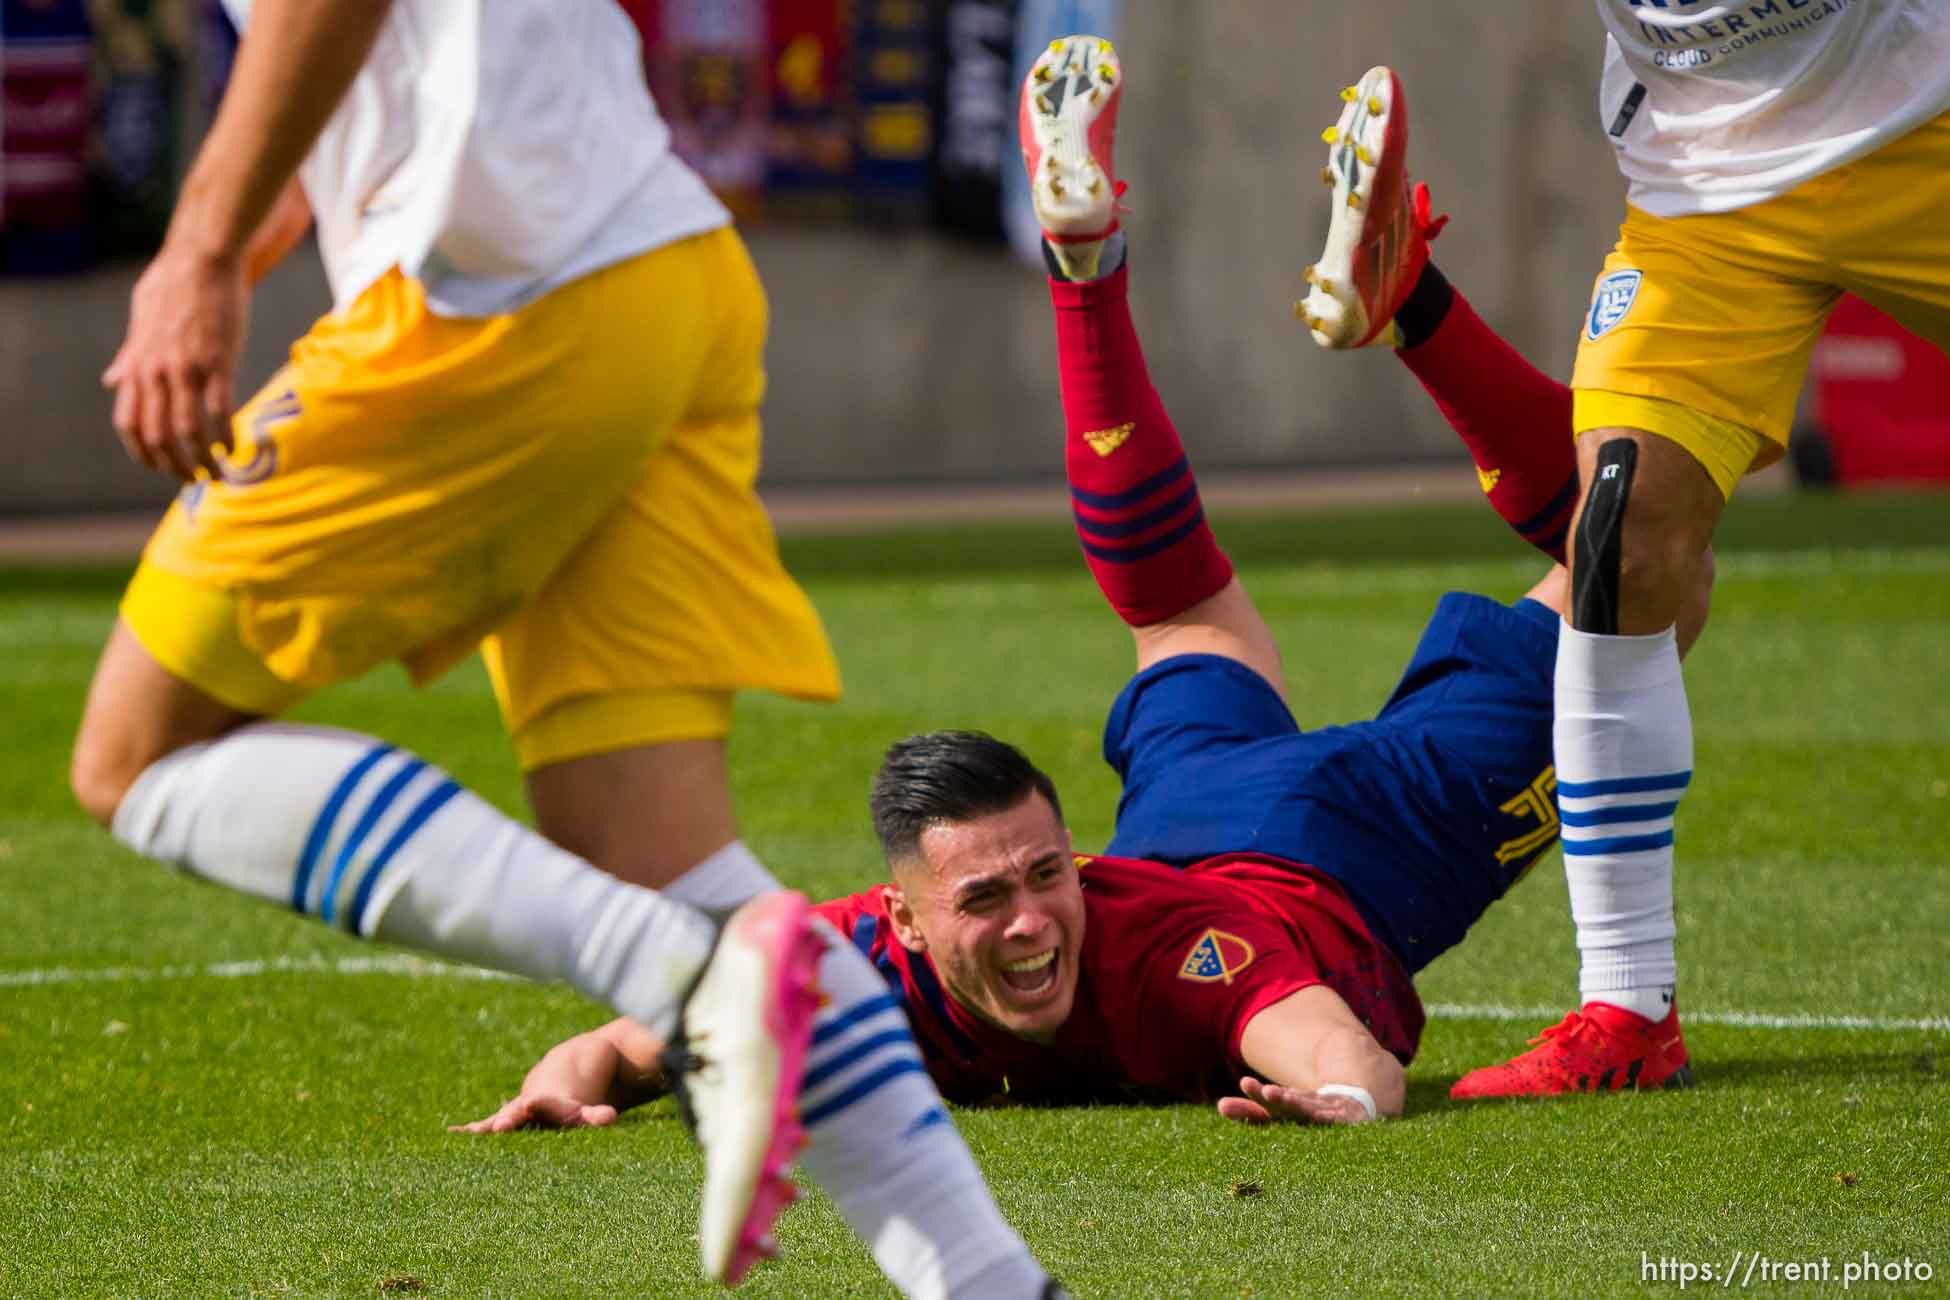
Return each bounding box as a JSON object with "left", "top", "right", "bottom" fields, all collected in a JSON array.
[
  {"left": 1217, "top": 1077, "right": 1377, "bottom": 1126},
  {"left": 101, "top": 242, "right": 248, "bottom": 483},
  {"left": 449, "top": 1094, "right": 620, "bottom": 1134}
]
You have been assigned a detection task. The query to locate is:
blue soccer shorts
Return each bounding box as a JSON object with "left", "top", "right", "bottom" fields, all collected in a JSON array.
[{"left": 1102, "top": 592, "right": 1561, "bottom": 973}]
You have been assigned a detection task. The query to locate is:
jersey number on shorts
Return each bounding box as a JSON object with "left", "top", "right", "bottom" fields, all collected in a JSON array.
[{"left": 1495, "top": 764, "right": 1560, "bottom": 873}]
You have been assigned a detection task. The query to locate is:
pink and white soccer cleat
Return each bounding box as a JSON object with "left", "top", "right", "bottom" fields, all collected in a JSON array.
[
  {"left": 1019, "top": 34, "right": 1124, "bottom": 280},
  {"left": 662, "top": 891, "right": 823, "bottom": 1286},
  {"left": 1299, "top": 65, "right": 1449, "bottom": 349}
]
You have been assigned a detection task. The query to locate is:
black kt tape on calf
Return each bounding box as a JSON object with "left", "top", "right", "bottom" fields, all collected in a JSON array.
[{"left": 1572, "top": 439, "right": 1638, "bottom": 635}]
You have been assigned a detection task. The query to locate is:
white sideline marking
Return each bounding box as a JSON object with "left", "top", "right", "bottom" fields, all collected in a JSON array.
[
  {"left": 1424, "top": 1002, "right": 1949, "bottom": 1035},
  {"left": 0, "top": 953, "right": 520, "bottom": 989},
  {"left": 1, "top": 958, "right": 1941, "bottom": 1033}
]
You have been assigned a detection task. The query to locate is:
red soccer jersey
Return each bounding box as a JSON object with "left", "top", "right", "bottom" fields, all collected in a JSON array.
[{"left": 814, "top": 852, "right": 1424, "bottom": 1106}]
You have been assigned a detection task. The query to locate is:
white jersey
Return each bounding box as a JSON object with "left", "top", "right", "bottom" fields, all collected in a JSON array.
[
  {"left": 1595, "top": 0, "right": 1950, "bottom": 216},
  {"left": 222, "top": 0, "right": 729, "bottom": 315}
]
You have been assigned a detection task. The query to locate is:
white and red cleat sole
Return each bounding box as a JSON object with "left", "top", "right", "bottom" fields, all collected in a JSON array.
[
  {"left": 1019, "top": 34, "right": 1124, "bottom": 278},
  {"left": 673, "top": 891, "right": 823, "bottom": 1286},
  {"left": 1299, "top": 66, "right": 1444, "bottom": 350}
]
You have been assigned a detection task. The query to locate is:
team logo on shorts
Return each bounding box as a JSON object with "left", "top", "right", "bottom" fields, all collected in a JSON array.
[
  {"left": 1179, "top": 928, "right": 1256, "bottom": 985},
  {"left": 1585, "top": 269, "right": 1642, "bottom": 341},
  {"left": 217, "top": 387, "right": 300, "bottom": 486}
]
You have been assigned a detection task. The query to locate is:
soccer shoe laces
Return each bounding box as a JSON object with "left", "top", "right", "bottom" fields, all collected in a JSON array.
[{"left": 1526, "top": 1010, "right": 1587, "bottom": 1048}]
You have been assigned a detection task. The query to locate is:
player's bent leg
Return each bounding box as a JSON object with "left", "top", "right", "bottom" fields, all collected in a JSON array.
[
  {"left": 1454, "top": 427, "right": 1722, "bottom": 1100},
  {"left": 1021, "top": 55, "right": 1245, "bottom": 670},
  {"left": 1299, "top": 67, "right": 1579, "bottom": 560},
  {"left": 95, "top": 693, "right": 826, "bottom": 1280},
  {"left": 527, "top": 734, "right": 744, "bottom": 894},
  {"left": 71, "top": 621, "right": 261, "bottom": 826},
  {"left": 84, "top": 570, "right": 828, "bottom": 1272}
]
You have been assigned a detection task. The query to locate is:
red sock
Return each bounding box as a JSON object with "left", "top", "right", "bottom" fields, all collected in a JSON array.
[
  {"left": 1398, "top": 288, "right": 1578, "bottom": 561},
  {"left": 1051, "top": 267, "right": 1233, "bottom": 626}
]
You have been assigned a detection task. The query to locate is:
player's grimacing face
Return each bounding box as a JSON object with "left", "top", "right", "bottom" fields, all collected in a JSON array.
[{"left": 890, "top": 793, "right": 1084, "bottom": 1045}]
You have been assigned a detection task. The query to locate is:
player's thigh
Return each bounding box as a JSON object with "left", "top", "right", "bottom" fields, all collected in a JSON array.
[
  {"left": 525, "top": 738, "right": 739, "bottom": 890},
  {"left": 1372, "top": 593, "right": 1561, "bottom": 862},
  {"left": 1832, "top": 108, "right": 1950, "bottom": 353},
  {"left": 1100, "top": 653, "right": 1301, "bottom": 858},
  {"left": 483, "top": 404, "right": 841, "bottom": 776},
  {"left": 1571, "top": 199, "right": 1839, "bottom": 496},
  {"left": 1303, "top": 594, "right": 1563, "bottom": 968}
]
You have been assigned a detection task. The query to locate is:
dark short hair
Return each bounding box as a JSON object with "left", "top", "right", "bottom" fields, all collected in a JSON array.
[{"left": 870, "top": 730, "right": 1062, "bottom": 865}]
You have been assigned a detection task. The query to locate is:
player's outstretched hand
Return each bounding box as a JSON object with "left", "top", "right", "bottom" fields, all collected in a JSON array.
[
  {"left": 1217, "top": 1077, "right": 1375, "bottom": 1126},
  {"left": 449, "top": 1094, "right": 620, "bottom": 1134}
]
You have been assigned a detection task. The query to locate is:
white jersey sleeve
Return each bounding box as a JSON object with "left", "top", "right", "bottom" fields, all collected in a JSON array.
[
  {"left": 1595, "top": 0, "right": 1950, "bottom": 216},
  {"left": 222, "top": 0, "right": 729, "bottom": 315}
]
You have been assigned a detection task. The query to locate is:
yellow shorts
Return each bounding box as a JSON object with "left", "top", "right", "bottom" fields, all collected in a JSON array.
[
  {"left": 124, "top": 227, "right": 840, "bottom": 769},
  {"left": 1572, "top": 108, "right": 1950, "bottom": 499}
]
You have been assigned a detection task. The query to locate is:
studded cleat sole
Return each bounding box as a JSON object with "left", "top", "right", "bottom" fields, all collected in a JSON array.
[
  {"left": 1299, "top": 65, "right": 1429, "bottom": 350},
  {"left": 1020, "top": 34, "right": 1124, "bottom": 278}
]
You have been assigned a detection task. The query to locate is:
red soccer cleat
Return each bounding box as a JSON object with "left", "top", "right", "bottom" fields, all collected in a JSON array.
[
  {"left": 1019, "top": 34, "right": 1125, "bottom": 280},
  {"left": 1299, "top": 65, "right": 1449, "bottom": 349},
  {"left": 1449, "top": 1000, "right": 1696, "bottom": 1099}
]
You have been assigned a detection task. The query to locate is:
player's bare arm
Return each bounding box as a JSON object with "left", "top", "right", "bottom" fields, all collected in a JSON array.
[
  {"left": 451, "top": 1017, "right": 669, "bottom": 1134},
  {"left": 242, "top": 176, "right": 314, "bottom": 286},
  {"left": 102, "top": 0, "right": 390, "bottom": 482},
  {"left": 1219, "top": 984, "right": 1405, "bottom": 1125}
]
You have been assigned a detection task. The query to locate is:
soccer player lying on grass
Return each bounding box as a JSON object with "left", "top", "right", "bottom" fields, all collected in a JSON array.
[{"left": 456, "top": 37, "right": 1713, "bottom": 1136}]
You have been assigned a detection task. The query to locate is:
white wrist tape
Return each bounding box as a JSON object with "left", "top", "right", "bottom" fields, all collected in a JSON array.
[{"left": 1316, "top": 1083, "right": 1378, "bottom": 1121}]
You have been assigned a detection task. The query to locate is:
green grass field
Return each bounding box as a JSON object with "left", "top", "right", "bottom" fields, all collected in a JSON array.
[{"left": 2, "top": 492, "right": 1946, "bottom": 1298}]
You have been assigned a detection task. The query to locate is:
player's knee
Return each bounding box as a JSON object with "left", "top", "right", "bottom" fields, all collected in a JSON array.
[
  {"left": 69, "top": 713, "right": 188, "bottom": 830},
  {"left": 1676, "top": 545, "right": 1716, "bottom": 658},
  {"left": 1571, "top": 438, "right": 1712, "bottom": 634},
  {"left": 69, "top": 733, "right": 136, "bottom": 829}
]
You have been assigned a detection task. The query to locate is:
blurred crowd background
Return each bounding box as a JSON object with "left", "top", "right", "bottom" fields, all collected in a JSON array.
[{"left": 3, "top": 0, "right": 1944, "bottom": 515}]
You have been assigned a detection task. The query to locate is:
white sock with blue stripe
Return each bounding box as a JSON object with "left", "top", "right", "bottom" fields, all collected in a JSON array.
[
  {"left": 110, "top": 722, "right": 714, "bottom": 1037},
  {"left": 119, "top": 730, "right": 1044, "bottom": 1296},
  {"left": 797, "top": 919, "right": 1046, "bottom": 1300},
  {"left": 666, "top": 852, "right": 1046, "bottom": 1299},
  {"left": 1554, "top": 623, "right": 1689, "bottom": 1023}
]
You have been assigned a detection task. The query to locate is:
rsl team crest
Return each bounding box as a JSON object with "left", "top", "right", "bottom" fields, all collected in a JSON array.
[
  {"left": 1586, "top": 269, "right": 1643, "bottom": 341},
  {"left": 1179, "top": 928, "right": 1256, "bottom": 985}
]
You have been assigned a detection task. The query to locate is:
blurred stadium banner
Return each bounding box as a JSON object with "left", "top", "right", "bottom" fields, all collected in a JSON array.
[
  {"left": 0, "top": 0, "right": 1107, "bottom": 261},
  {"left": 0, "top": 0, "right": 184, "bottom": 274},
  {"left": 1, "top": 0, "right": 95, "bottom": 272}
]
